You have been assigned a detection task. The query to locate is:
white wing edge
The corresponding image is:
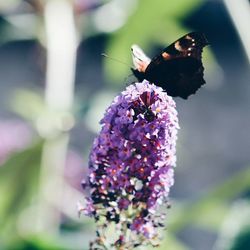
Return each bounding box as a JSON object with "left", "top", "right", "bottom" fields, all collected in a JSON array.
[{"left": 131, "top": 44, "right": 151, "bottom": 72}]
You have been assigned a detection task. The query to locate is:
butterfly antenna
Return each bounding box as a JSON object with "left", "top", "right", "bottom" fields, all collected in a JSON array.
[{"left": 101, "top": 53, "right": 132, "bottom": 68}]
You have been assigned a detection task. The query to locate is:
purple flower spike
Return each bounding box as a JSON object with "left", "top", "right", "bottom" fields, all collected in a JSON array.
[{"left": 81, "top": 80, "right": 179, "bottom": 249}]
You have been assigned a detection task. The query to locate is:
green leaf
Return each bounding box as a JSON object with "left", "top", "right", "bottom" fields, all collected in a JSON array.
[{"left": 0, "top": 141, "right": 43, "bottom": 239}]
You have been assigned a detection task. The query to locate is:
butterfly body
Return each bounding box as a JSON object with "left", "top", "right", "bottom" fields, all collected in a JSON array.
[{"left": 131, "top": 32, "right": 209, "bottom": 99}]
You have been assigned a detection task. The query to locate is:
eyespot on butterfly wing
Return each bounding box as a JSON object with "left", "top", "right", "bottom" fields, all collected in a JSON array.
[{"left": 131, "top": 32, "right": 209, "bottom": 99}]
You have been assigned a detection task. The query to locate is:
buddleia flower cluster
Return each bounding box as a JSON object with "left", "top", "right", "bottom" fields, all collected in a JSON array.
[{"left": 80, "top": 80, "right": 179, "bottom": 249}]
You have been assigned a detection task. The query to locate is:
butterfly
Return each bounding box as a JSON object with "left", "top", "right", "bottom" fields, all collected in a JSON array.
[{"left": 131, "top": 32, "right": 209, "bottom": 99}]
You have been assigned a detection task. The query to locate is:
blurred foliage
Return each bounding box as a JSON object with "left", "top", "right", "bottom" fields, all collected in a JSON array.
[
  {"left": 84, "top": 90, "right": 116, "bottom": 133},
  {"left": 3, "top": 14, "right": 40, "bottom": 42},
  {"left": 169, "top": 166, "right": 250, "bottom": 233},
  {"left": 11, "top": 89, "right": 46, "bottom": 123},
  {"left": 0, "top": 142, "right": 43, "bottom": 242},
  {"left": 0, "top": 14, "right": 39, "bottom": 44},
  {"left": 0, "top": 0, "right": 249, "bottom": 249},
  {"left": 213, "top": 201, "right": 250, "bottom": 250},
  {"left": 0, "top": 0, "right": 21, "bottom": 11},
  {"left": 230, "top": 227, "right": 250, "bottom": 250},
  {"left": 147, "top": 234, "right": 190, "bottom": 250},
  {"left": 5, "top": 236, "right": 69, "bottom": 250},
  {"left": 104, "top": 0, "right": 216, "bottom": 85}
]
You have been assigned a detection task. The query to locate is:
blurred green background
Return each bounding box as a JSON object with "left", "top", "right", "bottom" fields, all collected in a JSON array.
[{"left": 0, "top": 0, "right": 249, "bottom": 249}]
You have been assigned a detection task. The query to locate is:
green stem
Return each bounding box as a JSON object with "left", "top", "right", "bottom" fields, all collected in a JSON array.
[{"left": 37, "top": 0, "right": 77, "bottom": 234}]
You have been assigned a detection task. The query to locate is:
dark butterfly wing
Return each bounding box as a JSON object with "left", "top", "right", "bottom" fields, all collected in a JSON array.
[
  {"left": 159, "top": 32, "right": 208, "bottom": 60},
  {"left": 132, "top": 32, "right": 209, "bottom": 99}
]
